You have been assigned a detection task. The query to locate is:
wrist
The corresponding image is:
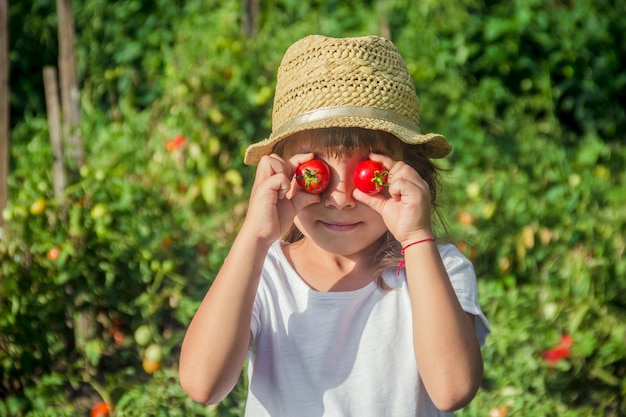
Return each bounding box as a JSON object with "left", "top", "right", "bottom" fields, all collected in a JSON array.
[
  {"left": 401, "top": 237, "right": 436, "bottom": 255},
  {"left": 237, "top": 223, "right": 276, "bottom": 252},
  {"left": 396, "top": 234, "right": 436, "bottom": 276},
  {"left": 399, "top": 229, "right": 435, "bottom": 249}
]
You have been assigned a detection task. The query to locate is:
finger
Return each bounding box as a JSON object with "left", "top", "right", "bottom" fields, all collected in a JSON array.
[
  {"left": 251, "top": 174, "right": 290, "bottom": 202},
  {"left": 387, "top": 161, "right": 426, "bottom": 191},
  {"left": 257, "top": 154, "right": 293, "bottom": 177},
  {"left": 387, "top": 177, "right": 431, "bottom": 208},
  {"left": 287, "top": 152, "right": 316, "bottom": 173},
  {"left": 387, "top": 177, "right": 416, "bottom": 200},
  {"left": 253, "top": 154, "right": 292, "bottom": 193},
  {"left": 368, "top": 152, "right": 396, "bottom": 167},
  {"left": 282, "top": 175, "right": 320, "bottom": 209},
  {"left": 368, "top": 154, "right": 417, "bottom": 185}
]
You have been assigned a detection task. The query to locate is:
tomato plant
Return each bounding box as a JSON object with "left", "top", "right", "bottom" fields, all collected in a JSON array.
[
  {"left": 353, "top": 160, "right": 388, "bottom": 194},
  {"left": 3, "top": 0, "right": 625, "bottom": 416},
  {"left": 295, "top": 159, "right": 331, "bottom": 194}
]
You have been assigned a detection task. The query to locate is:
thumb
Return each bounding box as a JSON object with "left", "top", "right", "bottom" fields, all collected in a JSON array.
[
  {"left": 353, "top": 189, "right": 387, "bottom": 214},
  {"left": 289, "top": 180, "right": 322, "bottom": 210}
]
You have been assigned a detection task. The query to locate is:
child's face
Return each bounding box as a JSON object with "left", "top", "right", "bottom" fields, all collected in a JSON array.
[{"left": 279, "top": 131, "right": 396, "bottom": 256}]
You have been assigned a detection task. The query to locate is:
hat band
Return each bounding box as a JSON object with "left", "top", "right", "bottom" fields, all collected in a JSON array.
[{"left": 271, "top": 106, "right": 421, "bottom": 139}]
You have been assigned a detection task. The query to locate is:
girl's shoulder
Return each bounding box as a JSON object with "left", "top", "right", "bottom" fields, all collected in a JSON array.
[
  {"left": 382, "top": 243, "right": 474, "bottom": 288},
  {"left": 262, "top": 240, "right": 293, "bottom": 272},
  {"left": 437, "top": 241, "right": 465, "bottom": 256},
  {"left": 437, "top": 243, "right": 476, "bottom": 274}
]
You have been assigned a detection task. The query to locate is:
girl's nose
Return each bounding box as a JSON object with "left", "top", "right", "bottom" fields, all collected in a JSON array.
[{"left": 323, "top": 168, "right": 356, "bottom": 210}]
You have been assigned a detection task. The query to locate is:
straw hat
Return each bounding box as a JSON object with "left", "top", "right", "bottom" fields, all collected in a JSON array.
[{"left": 244, "top": 35, "right": 451, "bottom": 165}]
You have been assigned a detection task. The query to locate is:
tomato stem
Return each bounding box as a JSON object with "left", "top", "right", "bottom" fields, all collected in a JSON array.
[
  {"left": 371, "top": 169, "right": 389, "bottom": 191},
  {"left": 296, "top": 168, "right": 321, "bottom": 188}
]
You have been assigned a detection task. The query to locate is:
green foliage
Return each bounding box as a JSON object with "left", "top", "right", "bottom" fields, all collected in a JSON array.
[
  {"left": 113, "top": 369, "right": 247, "bottom": 417},
  {"left": 74, "top": 0, "right": 187, "bottom": 112},
  {"left": 3, "top": 0, "right": 625, "bottom": 415}
]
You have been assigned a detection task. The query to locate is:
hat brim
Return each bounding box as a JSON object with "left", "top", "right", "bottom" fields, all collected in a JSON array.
[{"left": 244, "top": 116, "right": 451, "bottom": 165}]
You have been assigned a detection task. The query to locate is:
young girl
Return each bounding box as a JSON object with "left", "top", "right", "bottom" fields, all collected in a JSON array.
[{"left": 179, "top": 35, "right": 490, "bottom": 417}]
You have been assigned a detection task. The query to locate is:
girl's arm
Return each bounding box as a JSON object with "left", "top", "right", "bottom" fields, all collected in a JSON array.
[
  {"left": 402, "top": 238, "right": 483, "bottom": 412},
  {"left": 179, "top": 153, "right": 318, "bottom": 404},
  {"left": 355, "top": 154, "right": 483, "bottom": 411},
  {"left": 178, "top": 229, "right": 271, "bottom": 404}
]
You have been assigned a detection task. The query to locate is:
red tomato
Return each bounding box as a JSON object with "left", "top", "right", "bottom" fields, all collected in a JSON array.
[
  {"left": 353, "top": 160, "right": 389, "bottom": 194},
  {"left": 295, "top": 160, "right": 331, "bottom": 194},
  {"left": 458, "top": 211, "right": 473, "bottom": 226},
  {"left": 91, "top": 401, "right": 111, "bottom": 417},
  {"left": 46, "top": 246, "right": 60, "bottom": 261},
  {"left": 112, "top": 330, "right": 125, "bottom": 345}
]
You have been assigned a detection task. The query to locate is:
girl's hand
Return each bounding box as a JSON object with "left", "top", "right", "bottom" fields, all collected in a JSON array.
[
  {"left": 241, "top": 153, "right": 320, "bottom": 244},
  {"left": 353, "top": 154, "right": 433, "bottom": 245}
]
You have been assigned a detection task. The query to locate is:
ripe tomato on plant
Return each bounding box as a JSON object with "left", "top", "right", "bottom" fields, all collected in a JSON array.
[
  {"left": 458, "top": 211, "right": 473, "bottom": 226},
  {"left": 90, "top": 401, "right": 111, "bottom": 417},
  {"left": 142, "top": 356, "right": 162, "bottom": 374},
  {"left": 112, "top": 329, "right": 125, "bottom": 345},
  {"left": 46, "top": 246, "right": 60, "bottom": 261},
  {"left": 142, "top": 343, "right": 163, "bottom": 374},
  {"left": 295, "top": 159, "right": 331, "bottom": 194},
  {"left": 353, "top": 160, "right": 389, "bottom": 194},
  {"left": 489, "top": 405, "right": 509, "bottom": 417}
]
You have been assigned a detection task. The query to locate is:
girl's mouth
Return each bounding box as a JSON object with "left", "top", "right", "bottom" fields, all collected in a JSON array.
[{"left": 320, "top": 221, "right": 360, "bottom": 232}]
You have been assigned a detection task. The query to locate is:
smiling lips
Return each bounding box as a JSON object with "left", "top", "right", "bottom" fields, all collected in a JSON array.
[{"left": 320, "top": 220, "right": 361, "bottom": 232}]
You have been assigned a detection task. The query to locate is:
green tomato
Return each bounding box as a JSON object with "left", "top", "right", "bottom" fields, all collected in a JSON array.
[
  {"left": 90, "top": 203, "right": 107, "bottom": 219},
  {"left": 162, "top": 260, "right": 175, "bottom": 273},
  {"left": 2, "top": 207, "right": 13, "bottom": 221},
  {"left": 144, "top": 343, "right": 163, "bottom": 362},
  {"left": 134, "top": 325, "right": 152, "bottom": 346}
]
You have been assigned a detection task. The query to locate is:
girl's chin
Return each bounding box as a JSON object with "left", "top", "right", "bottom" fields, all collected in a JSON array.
[{"left": 299, "top": 232, "right": 386, "bottom": 257}]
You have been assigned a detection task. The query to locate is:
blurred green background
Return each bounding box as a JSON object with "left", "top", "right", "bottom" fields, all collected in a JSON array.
[{"left": 1, "top": 0, "right": 624, "bottom": 416}]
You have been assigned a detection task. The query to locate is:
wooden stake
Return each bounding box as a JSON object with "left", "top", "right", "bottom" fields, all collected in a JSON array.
[
  {"left": 57, "top": 0, "right": 92, "bottom": 363},
  {"left": 57, "top": 0, "right": 84, "bottom": 169},
  {"left": 379, "top": 0, "right": 391, "bottom": 41},
  {"left": 43, "top": 66, "right": 67, "bottom": 206},
  {"left": 242, "top": 0, "right": 259, "bottom": 38},
  {"left": 0, "top": 0, "right": 9, "bottom": 225}
]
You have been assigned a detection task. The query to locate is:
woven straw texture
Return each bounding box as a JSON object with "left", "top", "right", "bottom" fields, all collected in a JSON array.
[{"left": 244, "top": 35, "right": 451, "bottom": 165}]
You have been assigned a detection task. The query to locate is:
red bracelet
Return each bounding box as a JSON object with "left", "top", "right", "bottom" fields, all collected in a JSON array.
[
  {"left": 397, "top": 237, "right": 436, "bottom": 275},
  {"left": 401, "top": 237, "right": 436, "bottom": 254}
]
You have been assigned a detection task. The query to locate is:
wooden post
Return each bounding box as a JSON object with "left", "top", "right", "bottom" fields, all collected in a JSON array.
[
  {"left": 0, "top": 0, "right": 9, "bottom": 225},
  {"left": 57, "top": 0, "right": 93, "bottom": 369},
  {"left": 56, "top": 0, "right": 84, "bottom": 169},
  {"left": 43, "top": 67, "right": 67, "bottom": 206},
  {"left": 378, "top": 0, "right": 391, "bottom": 41},
  {"left": 242, "top": 0, "right": 259, "bottom": 38}
]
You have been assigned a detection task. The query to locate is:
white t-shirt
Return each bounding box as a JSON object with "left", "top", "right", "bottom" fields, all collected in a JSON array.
[{"left": 246, "top": 241, "right": 490, "bottom": 417}]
